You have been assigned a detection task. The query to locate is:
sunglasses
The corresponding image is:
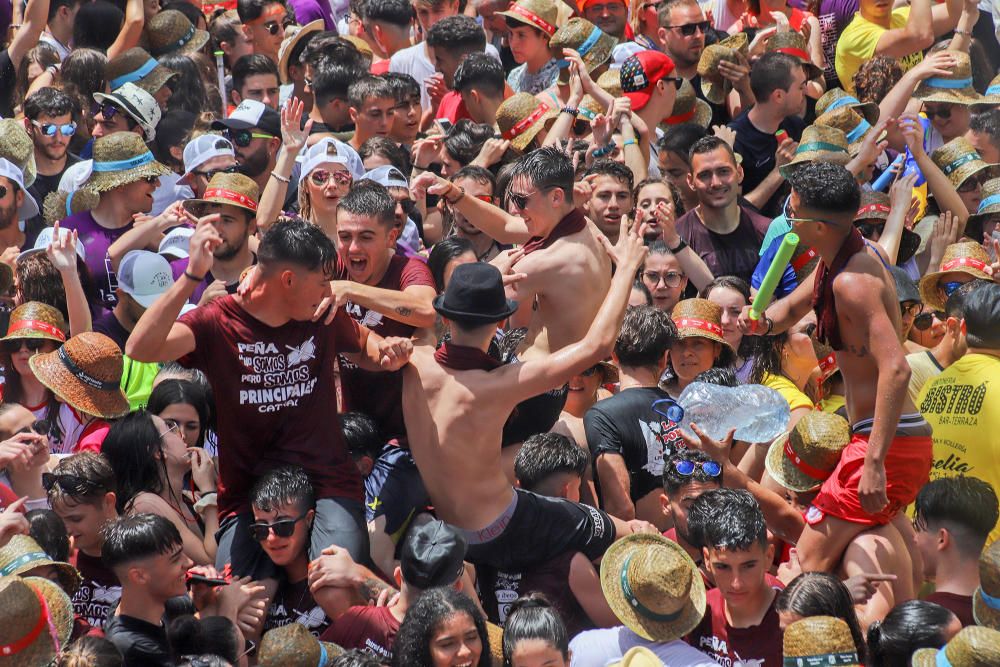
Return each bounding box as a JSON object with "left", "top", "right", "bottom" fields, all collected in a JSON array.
[
  {"left": 93, "top": 102, "right": 121, "bottom": 121},
  {"left": 193, "top": 164, "right": 239, "bottom": 180},
  {"left": 223, "top": 128, "right": 275, "bottom": 148},
  {"left": 941, "top": 281, "right": 965, "bottom": 297},
  {"left": 643, "top": 270, "right": 684, "bottom": 288},
  {"left": 508, "top": 187, "right": 550, "bottom": 210},
  {"left": 664, "top": 77, "right": 684, "bottom": 90},
  {"left": 923, "top": 106, "right": 952, "bottom": 120},
  {"left": 261, "top": 20, "right": 282, "bottom": 35},
  {"left": 783, "top": 197, "right": 833, "bottom": 226},
  {"left": 672, "top": 459, "right": 722, "bottom": 477},
  {"left": 900, "top": 302, "right": 921, "bottom": 318},
  {"left": 668, "top": 20, "right": 710, "bottom": 36},
  {"left": 17, "top": 419, "right": 50, "bottom": 437},
  {"left": 957, "top": 176, "right": 985, "bottom": 193},
  {"left": 42, "top": 472, "right": 98, "bottom": 495},
  {"left": 0, "top": 185, "right": 7, "bottom": 199},
  {"left": 248, "top": 511, "right": 310, "bottom": 541},
  {"left": 912, "top": 310, "right": 947, "bottom": 330},
  {"left": 31, "top": 120, "right": 77, "bottom": 137},
  {"left": 857, "top": 221, "right": 884, "bottom": 239},
  {"left": 2, "top": 338, "right": 49, "bottom": 353},
  {"left": 309, "top": 169, "right": 352, "bottom": 187}
]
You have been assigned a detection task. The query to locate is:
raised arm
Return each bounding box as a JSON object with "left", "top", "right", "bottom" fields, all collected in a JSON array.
[
  {"left": 6, "top": 0, "right": 49, "bottom": 69},
  {"left": 46, "top": 224, "right": 92, "bottom": 335},
  {"left": 873, "top": 0, "right": 935, "bottom": 58},
  {"left": 109, "top": 202, "right": 187, "bottom": 270},
  {"left": 543, "top": 62, "right": 585, "bottom": 148},
  {"left": 657, "top": 204, "right": 714, "bottom": 290},
  {"left": 257, "top": 98, "right": 311, "bottom": 234},
  {"left": 898, "top": 112, "right": 968, "bottom": 224},
  {"left": 331, "top": 281, "right": 437, "bottom": 329},
  {"left": 877, "top": 51, "right": 958, "bottom": 121},
  {"left": 106, "top": 0, "right": 145, "bottom": 60},
  {"left": 876, "top": 171, "right": 920, "bottom": 265},
  {"left": 929, "top": 0, "right": 965, "bottom": 38},
  {"left": 412, "top": 172, "right": 532, "bottom": 243},
  {"left": 738, "top": 262, "right": 817, "bottom": 336},
  {"left": 744, "top": 138, "right": 798, "bottom": 212}
]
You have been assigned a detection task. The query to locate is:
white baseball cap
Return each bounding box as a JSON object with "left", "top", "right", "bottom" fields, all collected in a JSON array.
[
  {"left": 58, "top": 160, "right": 93, "bottom": 193},
  {"left": 180, "top": 134, "right": 236, "bottom": 181},
  {"left": 211, "top": 99, "right": 282, "bottom": 137},
  {"left": 118, "top": 249, "right": 175, "bottom": 308},
  {"left": 158, "top": 226, "right": 194, "bottom": 260},
  {"left": 17, "top": 225, "right": 87, "bottom": 264},
  {"left": 611, "top": 42, "right": 646, "bottom": 70},
  {"left": 0, "top": 158, "right": 39, "bottom": 221},
  {"left": 363, "top": 165, "right": 409, "bottom": 189},
  {"left": 298, "top": 137, "right": 365, "bottom": 183},
  {"left": 93, "top": 82, "right": 162, "bottom": 142}
]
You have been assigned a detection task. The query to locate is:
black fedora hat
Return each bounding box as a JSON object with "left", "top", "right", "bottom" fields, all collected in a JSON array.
[{"left": 433, "top": 263, "right": 518, "bottom": 325}]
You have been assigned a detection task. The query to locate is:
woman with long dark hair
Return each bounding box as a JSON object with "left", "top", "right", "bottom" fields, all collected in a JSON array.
[
  {"left": 147, "top": 379, "right": 213, "bottom": 450},
  {"left": 157, "top": 54, "right": 212, "bottom": 115},
  {"left": 748, "top": 316, "right": 820, "bottom": 430},
  {"left": 867, "top": 600, "right": 962, "bottom": 667},
  {"left": 392, "top": 588, "right": 491, "bottom": 667}
]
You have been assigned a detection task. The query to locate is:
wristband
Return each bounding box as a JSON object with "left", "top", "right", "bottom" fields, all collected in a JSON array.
[
  {"left": 622, "top": 139, "right": 637, "bottom": 147},
  {"left": 193, "top": 492, "right": 217, "bottom": 515},
  {"left": 184, "top": 270, "right": 205, "bottom": 282},
  {"left": 764, "top": 315, "right": 774, "bottom": 335},
  {"left": 269, "top": 172, "right": 290, "bottom": 184},
  {"left": 593, "top": 144, "right": 615, "bottom": 158},
  {"left": 668, "top": 238, "right": 687, "bottom": 253},
  {"left": 561, "top": 106, "right": 579, "bottom": 117}
]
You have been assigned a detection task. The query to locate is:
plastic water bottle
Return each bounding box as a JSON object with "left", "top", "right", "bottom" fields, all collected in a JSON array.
[{"left": 676, "top": 382, "right": 790, "bottom": 444}]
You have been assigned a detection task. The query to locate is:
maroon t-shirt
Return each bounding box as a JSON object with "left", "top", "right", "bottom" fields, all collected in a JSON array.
[
  {"left": 178, "top": 295, "right": 368, "bottom": 517},
  {"left": 924, "top": 591, "right": 974, "bottom": 627},
  {"left": 322, "top": 604, "right": 399, "bottom": 661},
  {"left": 675, "top": 204, "right": 772, "bottom": 284},
  {"left": 687, "top": 585, "right": 784, "bottom": 666},
  {"left": 338, "top": 255, "right": 434, "bottom": 445},
  {"left": 72, "top": 551, "right": 121, "bottom": 630}
]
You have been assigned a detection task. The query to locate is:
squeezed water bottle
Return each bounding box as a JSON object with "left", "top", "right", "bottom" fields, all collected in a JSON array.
[{"left": 676, "top": 382, "right": 789, "bottom": 444}]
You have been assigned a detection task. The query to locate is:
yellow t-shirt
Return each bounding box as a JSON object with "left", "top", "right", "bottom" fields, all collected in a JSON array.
[
  {"left": 819, "top": 394, "right": 846, "bottom": 415},
  {"left": 917, "top": 354, "right": 1000, "bottom": 544},
  {"left": 907, "top": 350, "right": 945, "bottom": 407},
  {"left": 762, "top": 373, "right": 814, "bottom": 412},
  {"left": 835, "top": 8, "right": 923, "bottom": 94}
]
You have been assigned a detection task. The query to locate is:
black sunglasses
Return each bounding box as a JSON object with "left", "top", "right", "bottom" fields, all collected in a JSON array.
[
  {"left": 42, "top": 472, "right": 98, "bottom": 495},
  {"left": 912, "top": 310, "right": 947, "bottom": 331},
  {"left": 923, "top": 106, "right": 952, "bottom": 120},
  {"left": 672, "top": 459, "right": 722, "bottom": 477},
  {"left": 17, "top": 419, "right": 50, "bottom": 437},
  {"left": 0, "top": 185, "right": 6, "bottom": 199},
  {"left": 93, "top": 102, "right": 121, "bottom": 121},
  {"left": 248, "top": 511, "right": 309, "bottom": 541},
  {"left": 223, "top": 128, "right": 274, "bottom": 148},
  {"left": 857, "top": 221, "right": 884, "bottom": 239},
  {"left": 193, "top": 164, "right": 240, "bottom": 180},
  {"left": 668, "top": 20, "right": 710, "bottom": 36},
  {"left": 2, "top": 338, "right": 49, "bottom": 353}
]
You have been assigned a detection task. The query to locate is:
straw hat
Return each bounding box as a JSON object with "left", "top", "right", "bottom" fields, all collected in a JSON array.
[
  {"left": 550, "top": 18, "right": 617, "bottom": 73},
  {"left": 0, "top": 118, "right": 36, "bottom": 188},
  {"left": 790, "top": 243, "right": 820, "bottom": 284},
  {"left": 578, "top": 94, "right": 604, "bottom": 123},
  {"left": 783, "top": 616, "right": 862, "bottom": 667},
  {"left": 0, "top": 536, "right": 80, "bottom": 596},
  {"left": 600, "top": 533, "right": 706, "bottom": 642},
  {"left": 854, "top": 190, "right": 920, "bottom": 264},
  {"left": 778, "top": 124, "right": 850, "bottom": 178},
  {"left": 973, "top": 539, "right": 1000, "bottom": 629},
  {"left": 278, "top": 20, "right": 323, "bottom": 84},
  {"left": 84, "top": 133, "right": 172, "bottom": 193},
  {"left": 697, "top": 33, "right": 747, "bottom": 105},
  {"left": 258, "top": 622, "right": 343, "bottom": 667},
  {"left": 23, "top": 577, "right": 74, "bottom": 648},
  {"left": 971, "top": 73, "right": 1000, "bottom": 113},
  {"left": 966, "top": 177, "right": 1000, "bottom": 241},
  {"left": 497, "top": 93, "right": 558, "bottom": 153},
  {"left": 596, "top": 68, "right": 623, "bottom": 97},
  {"left": 765, "top": 30, "right": 823, "bottom": 80},
  {"left": 0, "top": 576, "right": 59, "bottom": 666},
  {"left": 42, "top": 188, "right": 101, "bottom": 226},
  {"left": 183, "top": 172, "right": 259, "bottom": 216},
  {"left": 911, "top": 626, "right": 1000, "bottom": 666},
  {"left": 105, "top": 47, "right": 177, "bottom": 96},
  {"left": 498, "top": 0, "right": 559, "bottom": 37},
  {"left": 813, "top": 339, "right": 839, "bottom": 383},
  {"left": 339, "top": 35, "right": 373, "bottom": 60},
  {"left": 1, "top": 302, "right": 67, "bottom": 345},
  {"left": 29, "top": 332, "right": 130, "bottom": 419},
  {"left": 147, "top": 10, "right": 210, "bottom": 58},
  {"left": 815, "top": 106, "right": 879, "bottom": 156},
  {"left": 671, "top": 298, "right": 734, "bottom": 353},
  {"left": 765, "top": 411, "right": 850, "bottom": 492},
  {"left": 609, "top": 647, "right": 664, "bottom": 667},
  {"left": 816, "top": 87, "right": 879, "bottom": 126},
  {"left": 914, "top": 50, "right": 983, "bottom": 106},
  {"left": 930, "top": 137, "right": 999, "bottom": 191},
  {"left": 660, "top": 79, "right": 712, "bottom": 129},
  {"left": 918, "top": 242, "right": 993, "bottom": 310}
]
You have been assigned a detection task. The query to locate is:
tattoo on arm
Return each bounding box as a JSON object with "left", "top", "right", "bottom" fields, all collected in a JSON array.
[
  {"left": 395, "top": 306, "right": 413, "bottom": 316},
  {"left": 848, "top": 344, "right": 869, "bottom": 358},
  {"left": 359, "top": 576, "right": 393, "bottom": 603}
]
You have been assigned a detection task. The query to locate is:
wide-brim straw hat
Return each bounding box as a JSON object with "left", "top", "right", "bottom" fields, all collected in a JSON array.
[
  {"left": 258, "top": 622, "right": 343, "bottom": 667},
  {"left": 23, "top": 577, "right": 74, "bottom": 648},
  {"left": 918, "top": 241, "right": 993, "bottom": 310},
  {"left": 105, "top": 47, "right": 177, "bottom": 96},
  {"left": 0, "top": 119, "right": 37, "bottom": 188},
  {"left": 600, "top": 533, "right": 706, "bottom": 642},
  {"left": 766, "top": 30, "right": 823, "bottom": 80},
  {"left": 779, "top": 124, "right": 850, "bottom": 178},
  {"left": 84, "top": 133, "right": 172, "bottom": 193},
  {"left": 183, "top": 172, "right": 260, "bottom": 215},
  {"left": 1, "top": 302, "right": 67, "bottom": 345},
  {"left": 596, "top": 68, "right": 623, "bottom": 97},
  {"left": 498, "top": 93, "right": 558, "bottom": 153},
  {"left": 914, "top": 50, "right": 983, "bottom": 106},
  {"left": 578, "top": 94, "right": 604, "bottom": 124},
  {"left": 147, "top": 9, "right": 210, "bottom": 58},
  {"left": 671, "top": 298, "right": 735, "bottom": 357},
  {"left": 855, "top": 190, "right": 891, "bottom": 223},
  {"left": 815, "top": 106, "right": 880, "bottom": 156},
  {"left": 930, "top": 137, "right": 1000, "bottom": 191},
  {"left": 278, "top": 20, "right": 323, "bottom": 84},
  {"left": 966, "top": 177, "right": 1000, "bottom": 240},
  {"left": 550, "top": 18, "right": 617, "bottom": 73},
  {"left": 783, "top": 616, "right": 862, "bottom": 667},
  {"left": 42, "top": 188, "right": 101, "bottom": 226},
  {"left": 911, "top": 626, "right": 1000, "bottom": 666},
  {"left": 765, "top": 411, "right": 850, "bottom": 492},
  {"left": 660, "top": 79, "right": 712, "bottom": 129},
  {"left": 971, "top": 73, "right": 1000, "bottom": 113},
  {"left": 697, "top": 33, "right": 747, "bottom": 105},
  {"left": 973, "top": 539, "right": 1000, "bottom": 629},
  {"left": 0, "top": 576, "right": 59, "bottom": 666},
  {"left": 609, "top": 647, "right": 663, "bottom": 667},
  {"left": 0, "top": 536, "right": 81, "bottom": 597},
  {"left": 29, "top": 332, "right": 129, "bottom": 419},
  {"left": 498, "top": 0, "right": 559, "bottom": 37},
  {"left": 813, "top": 339, "right": 839, "bottom": 383},
  {"left": 816, "top": 87, "right": 879, "bottom": 126}
]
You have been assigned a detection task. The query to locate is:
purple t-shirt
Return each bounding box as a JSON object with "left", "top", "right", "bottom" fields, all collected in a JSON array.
[
  {"left": 789, "top": 0, "right": 858, "bottom": 86},
  {"left": 287, "top": 0, "right": 335, "bottom": 31},
  {"left": 61, "top": 210, "right": 134, "bottom": 310},
  {"left": 169, "top": 257, "right": 210, "bottom": 305}
]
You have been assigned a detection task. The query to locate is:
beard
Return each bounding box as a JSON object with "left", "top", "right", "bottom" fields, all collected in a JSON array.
[
  {"left": 237, "top": 145, "right": 270, "bottom": 178},
  {"left": 0, "top": 200, "right": 17, "bottom": 230}
]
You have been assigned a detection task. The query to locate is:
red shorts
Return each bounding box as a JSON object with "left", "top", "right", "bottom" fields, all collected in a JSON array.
[{"left": 810, "top": 433, "right": 933, "bottom": 526}]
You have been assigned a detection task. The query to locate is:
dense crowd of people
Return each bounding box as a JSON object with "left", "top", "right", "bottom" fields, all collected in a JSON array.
[{"left": 0, "top": 0, "right": 999, "bottom": 663}]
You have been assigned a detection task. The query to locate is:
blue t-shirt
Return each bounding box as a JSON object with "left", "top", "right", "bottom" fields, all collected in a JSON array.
[{"left": 751, "top": 232, "right": 800, "bottom": 302}]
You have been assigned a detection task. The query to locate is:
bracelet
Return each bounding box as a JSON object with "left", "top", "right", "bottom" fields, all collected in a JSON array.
[
  {"left": 561, "top": 106, "right": 579, "bottom": 117},
  {"left": 184, "top": 270, "right": 205, "bottom": 282},
  {"left": 764, "top": 315, "right": 774, "bottom": 335},
  {"left": 445, "top": 185, "right": 465, "bottom": 205},
  {"left": 622, "top": 139, "right": 637, "bottom": 147},
  {"left": 593, "top": 144, "right": 615, "bottom": 158},
  {"left": 193, "top": 492, "right": 218, "bottom": 515},
  {"left": 954, "top": 28, "right": 972, "bottom": 36},
  {"left": 668, "top": 238, "right": 688, "bottom": 253},
  {"left": 269, "top": 172, "right": 290, "bottom": 184}
]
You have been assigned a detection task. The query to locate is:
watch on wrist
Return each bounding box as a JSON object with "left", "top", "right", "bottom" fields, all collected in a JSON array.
[{"left": 668, "top": 238, "right": 687, "bottom": 253}]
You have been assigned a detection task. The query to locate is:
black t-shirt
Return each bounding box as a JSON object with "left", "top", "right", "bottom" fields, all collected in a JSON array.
[
  {"left": 264, "top": 576, "right": 331, "bottom": 637},
  {"left": 728, "top": 110, "right": 806, "bottom": 217},
  {"left": 104, "top": 613, "right": 171, "bottom": 667},
  {"left": 584, "top": 386, "right": 686, "bottom": 504},
  {"left": 690, "top": 73, "right": 731, "bottom": 127},
  {"left": 675, "top": 202, "right": 772, "bottom": 284},
  {"left": 26, "top": 154, "right": 82, "bottom": 243},
  {"left": 0, "top": 50, "right": 15, "bottom": 119},
  {"left": 92, "top": 310, "right": 130, "bottom": 352}
]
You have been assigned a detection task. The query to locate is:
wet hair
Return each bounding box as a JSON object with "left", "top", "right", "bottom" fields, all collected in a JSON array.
[
  {"left": 167, "top": 614, "right": 241, "bottom": 664},
  {"left": 961, "top": 282, "right": 1000, "bottom": 348},
  {"left": 662, "top": 449, "right": 723, "bottom": 496},
  {"left": 614, "top": 305, "right": 677, "bottom": 368},
  {"left": 688, "top": 135, "right": 738, "bottom": 166},
  {"left": 867, "top": 600, "right": 957, "bottom": 667},
  {"left": 425, "top": 15, "right": 487, "bottom": 54},
  {"left": 146, "top": 379, "right": 213, "bottom": 449},
  {"left": 749, "top": 52, "right": 802, "bottom": 101},
  {"left": 913, "top": 476, "right": 999, "bottom": 556},
  {"left": 237, "top": 0, "right": 286, "bottom": 23},
  {"left": 658, "top": 123, "right": 710, "bottom": 166},
  {"left": 331, "top": 650, "right": 384, "bottom": 667},
  {"left": 360, "top": 136, "right": 411, "bottom": 175},
  {"left": 442, "top": 120, "right": 496, "bottom": 166},
  {"left": 101, "top": 410, "right": 180, "bottom": 515},
  {"left": 945, "top": 278, "right": 990, "bottom": 320},
  {"left": 258, "top": 218, "right": 338, "bottom": 278},
  {"left": 776, "top": 573, "right": 867, "bottom": 661},
  {"left": 787, "top": 162, "right": 860, "bottom": 216},
  {"left": 453, "top": 165, "right": 496, "bottom": 190},
  {"left": 687, "top": 488, "right": 766, "bottom": 551},
  {"left": 454, "top": 52, "right": 505, "bottom": 97},
  {"left": 427, "top": 237, "right": 474, "bottom": 292},
  {"left": 26, "top": 509, "right": 71, "bottom": 562},
  {"left": 693, "top": 366, "right": 738, "bottom": 387},
  {"left": 748, "top": 330, "right": 791, "bottom": 386},
  {"left": 102, "top": 513, "right": 183, "bottom": 571},
  {"left": 56, "top": 636, "right": 124, "bottom": 667},
  {"left": 73, "top": 1, "right": 124, "bottom": 51},
  {"left": 514, "top": 432, "right": 588, "bottom": 493},
  {"left": 502, "top": 595, "right": 569, "bottom": 666},
  {"left": 301, "top": 33, "right": 367, "bottom": 71},
  {"left": 391, "top": 587, "right": 491, "bottom": 667},
  {"left": 585, "top": 159, "right": 635, "bottom": 192},
  {"left": 852, "top": 56, "right": 902, "bottom": 105},
  {"left": 47, "top": 452, "right": 116, "bottom": 508},
  {"left": 631, "top": 280, "right": 652, "bottom": 305},
  {"left": 249, "top": 465, "right": 316, "bottom": 514},
  {"left": 970, "top": 109, "right": 1000, "bottom": 148},
  {"left": 341, "top": 411, "right": 384, "bottom": 462},
  {"left": 382, "top": 71, "right": 421, "bottom": 104},
  {"left": 339, "top": 179, "right": 397, "bottom": 227},
  {"left": 362, "top": 0, "right": 414, "bottom": 28},
  {"left": 508, "top": 146, "right": 576, "bottom": 199},
  {"left": 348, "top": 75, "right": 397, "bottom": 110}
]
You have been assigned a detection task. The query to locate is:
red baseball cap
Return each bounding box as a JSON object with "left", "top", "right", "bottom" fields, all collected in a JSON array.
[{"left": 620, "top": 50, "right": 676, "bottom": 111}]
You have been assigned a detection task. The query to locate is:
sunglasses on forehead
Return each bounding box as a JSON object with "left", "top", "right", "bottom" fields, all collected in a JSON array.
[
  {"left": 42, "top": 472, "right": 99, "bottom": 495},
  {"left": 672, "top": 459, "right": 722, "bottom": 477}
]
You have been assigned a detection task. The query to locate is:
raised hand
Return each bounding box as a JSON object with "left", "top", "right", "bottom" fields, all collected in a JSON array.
[
  {"left": 412, "top": 136, "right": 444, "bottom": 169},
  {"left": 0, "top": 497, "right": 29, "bottom": 549},
  {"left": 45, "top": 222, "right": 79, "bottom": 274},
  {"left": 281, "top": 96, "right": 312, "bottom": 154},
  {"left": 189, "top": 447, "right": 217, "bottom": 493},
  {"left": 185, "top": 214, "right": 224, "bottom": 279}
]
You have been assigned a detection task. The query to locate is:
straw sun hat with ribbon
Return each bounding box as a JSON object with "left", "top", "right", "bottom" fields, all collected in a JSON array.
[
  {"left": 671, "top": 299, "right": 736, "bottom": 358},
  {"left": 697, "top": 32, "right": 747, "bottom": 105},
  {"left": 147, "top": 9, "right": 210, "bottom": 58},
  {"left": 914, "top": 50, "right": 983, "bottom": 106},
  {"left": 550, "top": 18, "right": 617, "bottom": 73},
  {"left": 0, "top": 536, "right": 81, "bottom": 596},
  {"left": 816, "top": 87, "right": 879, "bottom": 126},
  {"left": 600, "top": 533, "right": 706, "bottom": 642},
  {"left": 84, "top": 133, "right": 172, "bottom": 193},
  {"left": 974, "top": 539, "right": 1000, "bottom": 629},
  {"left": 29, "top": 332, "right": 130, "bottom": 419},
  {"left": 499, "top": 0, "right": 559, "bottom": 38},
  {"left": 971, "top": 73, "right": 1000, "bottom": 113},
  {"left": 0, "top": 575, "right": 62, "bottom": 666},
  {"left": 0, "top": 118, "right": 36, "bottom": 188},
  {"left": 183, "top": 172, "right": 260, "bottom": 217},
  {"left": 258, "top": 622, "right": 343, "bottom": 667},
  {"left": 43, "top": 188, "right": 101, "bottom": 227},
  {"left": 967, "top": 177, "right": 1000, "bottom": 241},
  {"left": 278, "top": 19, "right": 323, "bottom": 84},
  {"left": 854, "top": 190, "right": 920, "bottom": 265},
  {"left": 765, "top": 411, "right": 851, "bottom": 493},
  {"left": 779, "top": 124, "right": 850, "bottom": 178},
  {"left": 105, "top": 47, "right": 177, "bottom": 97},
  {"left": 1, "top": 302, "right": 67, "bottom": 347},
  {"left": 661, "top": 79, "right": 712, "bottom": 129},
  {"left": 782, "top": 616, "right": 863, "bottom": 667},
  {"left": 596, "top": 68, "right": 623, "bottom": 97},
  {"left": 765, "top": 30, "right": 823, "bottom": 81},
  {"left": 815, "top": 106, "right": 881, "bottom": 156},
  {"left": 498, "top": 93, "right": 558, "bottom": 153},
  {"left": 911, "top": 626, "right": 1000, "bottom": 666},
  {"left": 930, "top": 137, "right": 999, "bottom": 191},
  {"left": 918, "top": 241, "right": 993, "bottom": 310}
]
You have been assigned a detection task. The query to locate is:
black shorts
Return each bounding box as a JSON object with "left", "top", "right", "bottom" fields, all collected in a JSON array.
[
  {"left": 464, "top": 489, "right": 616, "bottom": 572},
  {"left": 502, "top": 385, "right": 569, "bottom": 446}
]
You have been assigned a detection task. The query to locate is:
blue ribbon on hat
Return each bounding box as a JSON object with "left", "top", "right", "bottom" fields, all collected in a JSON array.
[
  {"left": 92, "top": 151, "right": 156, "bottom": 172},
  {"left": 925, "top": 76, "right": 973, "bottom": 89},
  {"left": 317, "top": 643, "right": 327, "bottom": 667},
  {"left": 846, "top": 118, "right": 872, "bottom": 144},
  {"left": 987, "top": 85, "right": 1000, "bottom": 97},
  {"left": 0, "top": 551, "right": 51, "bottom": 577},
  {"left": 936, "top": 649, "right": 953, "bottom": 667},
  {"left": 65, "top": 191, "right": 74, "bottom": 217},
  {"left": 577, "top": 26, "right": 603, "bottom": 59},
  {"left": 979, "top": 587, "right": 1000, "bottom": 610},
  {"left": 978, "top": 194, "right": 1000, "bottom": 213},
  {"left": 825, "top": 94, "right": 863, "bottom": 112},
  {"left": 109, "top": 58, "right": 159, "bottom": 90}
]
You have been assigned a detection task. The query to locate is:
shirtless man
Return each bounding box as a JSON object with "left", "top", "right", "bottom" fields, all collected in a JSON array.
[
  {"left": 738, "top": 162, "right": 931, "bottom": 575},
  {"left": 401, "top": 217, "right": 648, "bottom": 572}
]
